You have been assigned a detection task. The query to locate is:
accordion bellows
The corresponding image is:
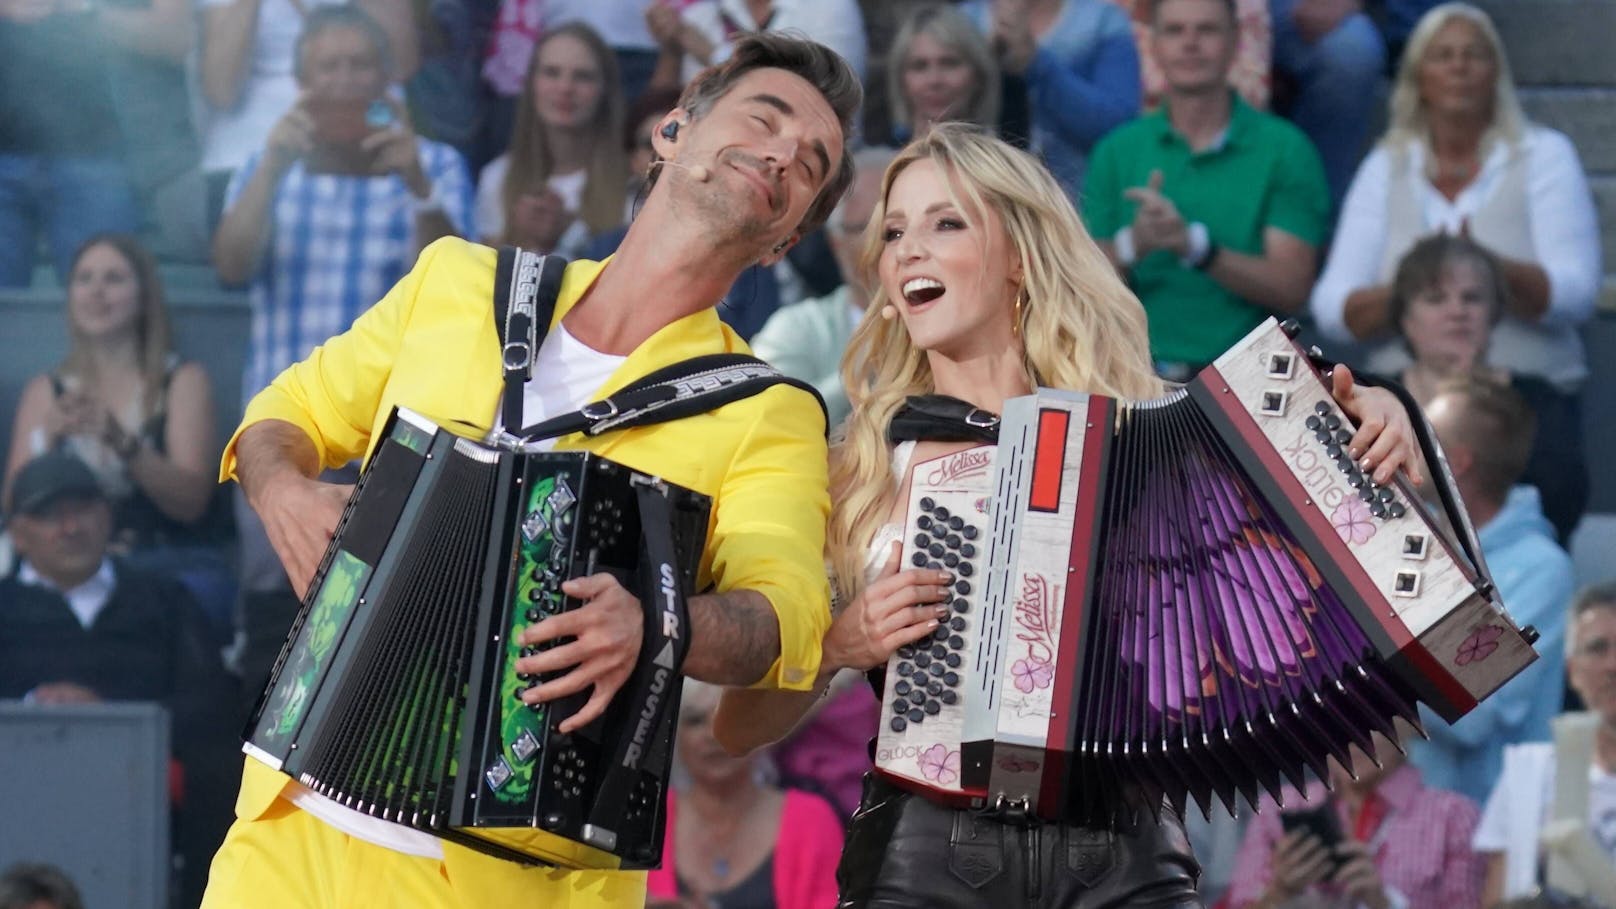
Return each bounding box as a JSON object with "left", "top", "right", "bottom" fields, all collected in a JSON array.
[
  {"left": 244, "top": 409, "right": 710, "bottom": 869},
  {"left": 874, "top": 319, "right": 1537, "bottom": 823}
]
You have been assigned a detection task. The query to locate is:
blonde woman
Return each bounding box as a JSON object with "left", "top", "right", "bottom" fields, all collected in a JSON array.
[
  {"left": 1309, "top": 3, "right": 1599, "bottom": 394},
  {"left": 475, "top": 22, "right": 628, "bottom": 257},
  {"left": 715, "top": 123, "right": 1424, "bottom": 907},
  {"left": 886, "top": 4, "right": 1002, "bottom": 143}
]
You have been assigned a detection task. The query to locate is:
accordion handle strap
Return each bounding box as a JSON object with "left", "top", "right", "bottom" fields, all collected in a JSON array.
[
  {"left": 493, "top": 247, "right": 568, "bottom": 434},
  {"left": 1307, "top": 353, "right": 1494, "bottom": 590},
  {"left": 516, "top": 353, "right": 829, "bottom": 442},
  {"left": 587, "top": 480, "right": 691, "bottom": 837}
]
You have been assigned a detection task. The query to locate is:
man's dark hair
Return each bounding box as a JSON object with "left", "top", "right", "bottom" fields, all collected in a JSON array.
[
  {"left": 1150, "top": 0, "right": 1238, "bottom": 26},
  {"left": 294, "top": 5, "right": 394, "bottom": 82},
  {"left": 648, "top": 32, "right": 863, "bottom": 237},
  {"left": 0, "top": 863, "right": 84, "bottom": 909}
]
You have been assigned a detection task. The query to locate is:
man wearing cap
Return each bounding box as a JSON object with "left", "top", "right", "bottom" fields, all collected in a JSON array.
[{"left": 1, "top": 451, "right": 238, "bottom": 907}]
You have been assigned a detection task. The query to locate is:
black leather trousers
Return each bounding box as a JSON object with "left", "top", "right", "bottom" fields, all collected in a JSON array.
[{"left": 837, "top": 775, "right": 1204, "bottom": 909}]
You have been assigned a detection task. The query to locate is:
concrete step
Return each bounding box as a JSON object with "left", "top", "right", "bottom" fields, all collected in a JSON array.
[
  {"left": 1518, "top": 88, "right": 1616, "bottom": 172},
  {"left": 1478, "top": 0, "right": 1616, "bottom": 86}
]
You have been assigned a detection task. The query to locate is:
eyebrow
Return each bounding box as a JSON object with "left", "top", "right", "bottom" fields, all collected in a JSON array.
[
  {"left": 884, "top": 201, "right": 961, "bottom": 220},
  {"left": 748, "top": 93, "right": 832, "bottom": 182}
]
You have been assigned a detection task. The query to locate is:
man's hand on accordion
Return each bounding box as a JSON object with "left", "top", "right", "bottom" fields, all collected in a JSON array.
[
  {"left": 1329, "top": 365, "right": 1427, "bottom": 488},
  {"left": 823, "top": 542, "right": 957, "bottom": 673},
  {"left": 257, "top": 474, "right": 355, "bottom": 599},
  {"left": 514, "top": 572, "right": 643, "bottom": 733}
]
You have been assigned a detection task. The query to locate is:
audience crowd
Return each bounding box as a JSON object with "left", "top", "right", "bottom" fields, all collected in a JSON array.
[{"left": 0, "top": 0, "right": 1609, "bottom": 907}]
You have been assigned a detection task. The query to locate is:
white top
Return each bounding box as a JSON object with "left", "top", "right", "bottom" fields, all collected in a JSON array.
[
  {"left": 474, "top": 154, "right": 593, "bottom": 256},
  {"left": 862, "top": 441, "right": 917, "bottom": 584},
  {"left": 199, "top": 0, "right": 347, "bottom": 173},
  {"left": 17, "top": 558, "right": 116, "bottom": 630},
  {"left": 1474, "top": 742, "right": 1616, "bottom": 900},
  {"left": 1309, "top": 127, "right": 1600, "bottom": 387},
  {"left": 542, "top": 0, "right": 658, "bottom": 50},
  {"left": 679, "top": 0, "right": 868, "bottom": 85},
  {"left": 290, "top": 318, "right": 624, "bottom": 857}
]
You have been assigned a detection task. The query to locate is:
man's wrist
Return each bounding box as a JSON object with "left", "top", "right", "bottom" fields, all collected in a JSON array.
[{"left": 1114, "top": 226, "right": 1137, "bottom": 267}]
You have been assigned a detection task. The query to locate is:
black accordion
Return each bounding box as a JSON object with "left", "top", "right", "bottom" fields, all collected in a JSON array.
[
  {"left": 873, "top": 319, "right": 1538, "bottom": 823},
  {"left": 245, "top": 408, "right": 710, "bottom": 869}
]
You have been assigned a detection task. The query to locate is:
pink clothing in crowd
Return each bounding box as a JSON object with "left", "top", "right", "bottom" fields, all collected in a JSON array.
[{"left": 648, "top": 788, "right": 843, "bottom": 909}]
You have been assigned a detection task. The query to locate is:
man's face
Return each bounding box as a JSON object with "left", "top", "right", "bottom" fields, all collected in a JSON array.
[
  {"left": 1570, "top": 607, "right": 1616, "bottom": 724},
  {"left": 655, "top": 67, "right": 844, "bottom": 259},
  {"left": 1151, "top": 0, "right": 1238, "bottom": 96},
  {"left": 10, "top": 496, "right": 112, "bottom": 588},
  {"left": 300, "top": 25, "right": 387, "bottom": 101}
]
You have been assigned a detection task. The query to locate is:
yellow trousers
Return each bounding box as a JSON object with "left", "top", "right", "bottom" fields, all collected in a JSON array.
[{"left": 200, "top": 790, "right": 646, "bottom": 908}]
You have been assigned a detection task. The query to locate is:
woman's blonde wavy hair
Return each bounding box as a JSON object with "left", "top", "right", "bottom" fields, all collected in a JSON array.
[
  {"left": 1383, "top": 3, "right": 1526, "bottom": 157},
  {"left": 826, "top": 124, "right": 1162, "bottom": 605}
]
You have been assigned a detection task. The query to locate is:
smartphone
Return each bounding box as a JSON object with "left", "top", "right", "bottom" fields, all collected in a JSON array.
[
  {"left": 1280, "top": 802, "right": 1346, "bottom": 870},
  {"left": 306, "top": 97, "right": 374, "bottom": 147}
]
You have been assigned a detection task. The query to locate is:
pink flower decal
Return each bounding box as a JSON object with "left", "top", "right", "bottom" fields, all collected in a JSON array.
[
  {"left": 1456, "top": 625, "right": 1505, "bottom": 666},
  {"left": 1011, "top": 656, "right": 1054, "bottom": 693},
  {"left": 1331, "top": 498, "right": 1377, "bottom": 545},
  {"left": 918, "top": 744, "right": 960, "bottom": 784}
]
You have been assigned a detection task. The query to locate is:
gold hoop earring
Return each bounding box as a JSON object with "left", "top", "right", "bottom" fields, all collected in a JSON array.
[{"left": 1013, "top": 288, "right": 1028, "bottom": 338}]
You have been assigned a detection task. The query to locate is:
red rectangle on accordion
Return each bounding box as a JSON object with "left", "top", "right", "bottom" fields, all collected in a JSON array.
[{"left": 1029, "top": 409, "right": 1070, "bottom": 513}]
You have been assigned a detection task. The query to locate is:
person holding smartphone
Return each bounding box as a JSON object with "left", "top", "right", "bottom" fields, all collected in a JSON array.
[{"left": 1229, "top": 729, "right": 1487, "bottom": 909}]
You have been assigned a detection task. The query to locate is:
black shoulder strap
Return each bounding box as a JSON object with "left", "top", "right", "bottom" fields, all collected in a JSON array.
[
  {"left": 516, "top": 353, "right": 828, "bottom": 442},
  {"left": 493, "top": 247, "right": 568, "bottom": 433}
]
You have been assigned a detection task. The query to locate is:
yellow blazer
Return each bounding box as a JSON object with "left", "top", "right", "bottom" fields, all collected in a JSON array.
[{"left": 220, "top": 237, "right": 832, "bottom": 904}]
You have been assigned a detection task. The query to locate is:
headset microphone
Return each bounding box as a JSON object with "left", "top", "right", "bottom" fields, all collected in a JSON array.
[{"left": 659, "top": 159, "right": 709, "bottom": 182}]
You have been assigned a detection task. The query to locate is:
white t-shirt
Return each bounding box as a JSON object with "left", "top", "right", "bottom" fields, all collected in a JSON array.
[
  {"left": 473, "top": 154, "right": 591, "bottom": 253},
  {"left": 289, "top": 320, "right": 625, "bottom": 857},
  {"left": 199, "top": 0, "right": 347, "bottom": 173},
  {"left": 1474, "top": 742, "right": 1616, "bottom": 900}
]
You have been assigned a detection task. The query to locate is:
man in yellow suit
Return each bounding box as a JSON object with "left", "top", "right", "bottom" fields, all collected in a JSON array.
[{"left": 202, "top": 34, "right": 862, "bottom": 909}]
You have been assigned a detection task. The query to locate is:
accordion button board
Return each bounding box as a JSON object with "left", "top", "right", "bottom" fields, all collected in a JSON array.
[{"left": 871, "top": 319, "right": 1538, "bottom": 824}]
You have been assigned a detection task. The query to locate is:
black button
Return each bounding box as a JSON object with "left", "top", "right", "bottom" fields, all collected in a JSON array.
[
  {"left": 1314, "top": 402, "right": 1330, "bottom": 416},
  {"left": 1335, "top": 429, "right": 1353, "bottom": 445},
  {"left": 908, "top": 708, "right": 924, "bottom": 723},
  {"left": 933, "top": 506, "right": 951, "bottom": 521},
  {"left": 962, "top": 526, "right": 979, "bottom": 540},
  {"left": 1326, "top": 443, "right": 1342, "bottom": 458},
  {"left": 914, "top": 534, "right": 931, "bottom": 549},
  {"left": 928, "top": 543, "right": 945, "bottom": 558},
  {"left": 948, "top": 635, "right": 966, "bottom": 650},
  {"left": 923, "top": 699, "right": 941, "bottom": 715},
  {"left": 1389, "top": 502, "right": 1407, "bottom": 519},
  {"left": 925, "top": 561, "right": 941, "bottom": 571},
  {"left": 948, "top": 516, "right": 964, "bottom": 531},
  {"left": 931, "top": 644, "right": 948, "bottom": 660},
  {"left": 919, "top": 497, "right": 936, "bottom": 512},
  {"left": 960, "top": 543, "right": 977, "bottom": 558},
  {"left": 1314, "top": 429, "right": 1331, "bottom": 443},
  {"left": 890, "top": 716, "right": 908, "bottom": 732},
  {"left": 916, "top": 515, "right": 933, "bottom": 531},
  {"left": 1377, "top": 488, "right": 1395, "bottom": 503},
  {"left": 914, "top": 653, "right": 931, "bottom": 668},
  {"left": 946, "top": 653, "right": 962, "bottom": 668},
  {"left": 911, "top": 552, "right": 928, "bottom": 568},
  {"left": 926, "top": 681, "right": 944, "bottom": 697},
  {"left": 932, "top": 625, "right": 950, "bottom": 641},
  {"left": 940, "top": 690, "right": 958, "bottom": 705},
  {"left": 950, "top": 617, "right": 967, "bottom": 632},
  {"left": 526, "top": 608, "right": 541, "bottom": 622},
  {"left": 528, "top": 588, "right": 544, "bottom": 601},
  {"left": 953, "top": 598, "right": 970, "bottom": 613},
  {"left": 955, "top": 580, "right": 972, "bottom": 595},
  {"left": 1324, "top": 415, "right": 1341, "bottom": 431},
  {"left": 897, "top": 661, "right": 914, "bottom": 676},
  {"left": 1370, "top": 503, "right": 1388, "bottom": 519},
  {"left": 895, "top": 680, "right": 911, "bottom": 697},
  {"left": 1348, "top": 472, "right": 1366, "bottom": 488},
  {"left": 1359, "top": 487, "right": 1375, "bottom": 502},
  {"left": 944, "top": 553, "right": 960, "bottom": 568},
  {"left": 897, "top": 645, "right": 915, "bottom": 659},
  {"left": 945, "top": 534, "right": 962, "bottom": 549},
  {"left": 1305, "top": 415, "right": 1322, "bottom": 430},
  {"left": 958, "top": 562, "right": 974, "bottom": 577},
  {"left": 929, "top": 662, "right": 947, "bottom": 677},
  {"left": 891, "top": 697, "right": 909, "bottom": 714},
  {"left": 944, "top": 671, "right": 960, "bottom": 687}
]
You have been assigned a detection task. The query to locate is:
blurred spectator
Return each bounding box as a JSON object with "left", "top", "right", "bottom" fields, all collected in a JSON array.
[
  {"left": 476, "top": 22, "right": 627, "bottom": 256},
  {"left": 880, "top": 4, "right": 1013, "bottom": 147},
  {"left": 199, "top": 0, "right": 420, "bottom": 221},
  {"left": 653, "top": 0, "right": 868, "bottom": 87},
  {"left": 1268, "top": 0, "right": 1386, "bottom": 205},
  {"left": 960, "top": 0, "right": 1142, "bottom": 196},
  {"left": 212, "top": 5, "right": 471, "bottom": 702},
  {"left": 1475, "top": 584, "right": 1616, "bottom": 908},
  {"left": 647, "top": 681, "right": 842, "bottom": 909},
  {"left": 1229, "top": 729, "right": 1485, "bottom": 909},
  {"left": 1309, "top": 4, "right": 1600, "bottom": 398},
  {"left": 0, "top": 0, "right": 189, "bottom": 284},
  {"left": 751, "top": 145, "right": 893, "bottom": 433},
  {"left": 1388, "top": 234, "right": 1587, "bottom": 542},
  {"left": 1105, "top": 0, "right": 1272, "bottom": 110},
  {"left": 0, "top": 452, "right": 239, "bottom": 909},
  {"left": 1410, "top": 375, "right": 1574, "bottom": 806},
  {"left": 405, "top": 0, "right": 502, "bottom": 162},
  {"left": 0, "top": 863, "right": 82, "bottom": 909},
  {"left": 1084, "top": 0, "right": 1327, "bottom": 376},
  {"left": 3, "top": 235, "right": 232, "bottom": 635}
]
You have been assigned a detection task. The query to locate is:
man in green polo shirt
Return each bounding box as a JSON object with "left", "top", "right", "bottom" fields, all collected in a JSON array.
[{"left": 1083, "top": 0, "right": 1329, "bottom": 376}]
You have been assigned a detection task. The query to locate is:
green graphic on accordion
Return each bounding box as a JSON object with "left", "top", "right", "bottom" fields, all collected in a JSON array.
[
  {"left": 391, "top": 418, "right": 433, "bottom": 455},
  {"left": 487, "top": 471, "right": 579, "bottom": 803},
  {"left": 261, "top": 550, "right": 372, "bottom": 750}
]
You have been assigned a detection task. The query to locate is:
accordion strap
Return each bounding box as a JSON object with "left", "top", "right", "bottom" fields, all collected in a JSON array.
[{"left": 494, "top": 247, "right": 567, "bottom": 434}]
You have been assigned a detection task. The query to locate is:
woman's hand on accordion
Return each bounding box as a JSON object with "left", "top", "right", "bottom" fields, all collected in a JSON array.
[
  {"left": 515, "top": 572, "right": 644, "bottom": 733},
  {"left": 823, "top": 542, "right": 956, "bottom": 673},
  {"left": 1329, "top": 365, "right": 1427, "bottom": 488}
]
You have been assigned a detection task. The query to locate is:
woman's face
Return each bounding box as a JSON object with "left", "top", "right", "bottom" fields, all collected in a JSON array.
[
  {"left": 878, "top": 158, "right": 1021, "bottom": 361},
  {"left": 901, "top": 32, "right": 978, "bottom": 129},
  {"left": 68, "top": 243, "right": 141, "bottom": 340},
  {"left": 1400, "top": 257, "right": 1495, "bottom": 370},
  {"left": 1416, "top": 18, "right": 1498, "bottom": 122},
  {"left": 531, "top": 33, "right": 605, "bottom": 131},
  {"left": 675, "top": 696, "right": 750, "bottom": 790}
]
